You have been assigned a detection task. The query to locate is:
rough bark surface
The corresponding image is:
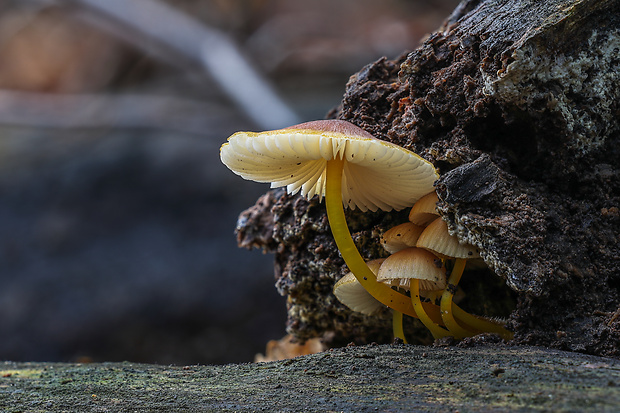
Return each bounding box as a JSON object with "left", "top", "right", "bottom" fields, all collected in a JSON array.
[
  {"left": 2, "top": 344, "right": 620, "bottom": 412},
  {"left": 236, "top": 0, "right": 620, "bottom": 356}
]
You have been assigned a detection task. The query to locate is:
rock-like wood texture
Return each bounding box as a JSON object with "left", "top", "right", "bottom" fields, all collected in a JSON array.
[
  {"left": 2, "top": 345, "right": 620, "bottom": 411},
  {"left": 236, "top": 0, "right": 620, "bottom": 356}
]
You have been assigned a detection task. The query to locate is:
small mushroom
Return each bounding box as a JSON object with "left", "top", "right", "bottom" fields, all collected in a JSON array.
[
  {"left": 377, "top": 248, "right": 446, "bottom": 291},
  {"left": 416, "top": 217, "right": 479, "bottom": 260},
  {"left": 416, "top": 217, "right": 511, "bottom": 339},
  {"left": 333, "top": 259, "right": 385, "bottom": 316},
  {"left": 408, "top": 191, "right": 440, "bottom": 226},
  {"left": 380, "top": 222, "right": 425, "bottom": 254},
  {"left": 377, "top": 247, "right": 448, "bottom": 339},
  {"left": 334, "top": 258, "right": 411, "bottom": 343},
  {"left": 220, "top": 120, "right": 438, "bottom": 320}
]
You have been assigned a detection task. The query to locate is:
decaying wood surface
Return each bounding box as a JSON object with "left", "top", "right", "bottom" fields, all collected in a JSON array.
[
  {"left": 2, "top": 344, "right": 620, "bottom": 411},
  {"left": 236, "top": 0, "right": 620, "bottom": 356}
]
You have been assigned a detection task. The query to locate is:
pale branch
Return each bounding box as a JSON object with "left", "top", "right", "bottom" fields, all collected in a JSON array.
[{"left": 26, "top": 0, "right": 300, "bottom": 129}]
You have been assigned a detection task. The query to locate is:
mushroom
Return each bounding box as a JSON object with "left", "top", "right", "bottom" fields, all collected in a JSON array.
[
  {"left": 380, "top": 222, "right": 425, "bottom": 254},
  {"left": 377, "top": 247, "right": 449, "bottom": 339},
  {"left": 333, "top": 258, "right": 411, "bottom": 342},
  {"left": 416, "top": 217, "right": 512, "bottom": 339},
  {"left": 416, "top": 217, "right": 479, "bottom": 260},
  {"left": 220, "top": 120, "right": 438, "bottom": 321},
  {"left": 408, "top": 191, "right": 440, "bottom": 226},
  {"left": 333, "top": 259, "right": 385, "bottom": 316}
]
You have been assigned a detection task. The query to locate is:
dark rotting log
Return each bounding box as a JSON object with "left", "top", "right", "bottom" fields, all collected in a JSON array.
[{"left": 236, "top": 0, "right": 620, "bottom": 357}]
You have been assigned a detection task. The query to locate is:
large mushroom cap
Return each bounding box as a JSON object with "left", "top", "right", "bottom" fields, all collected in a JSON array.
[{"left": 220, "top": 120, "right": 438, "bottom": 212}]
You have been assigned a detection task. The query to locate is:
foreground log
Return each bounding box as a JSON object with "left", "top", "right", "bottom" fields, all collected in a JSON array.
[
  {"left": 236, "top": 0, "right": 620, "bottom": 355},
  {"left": 2, "top": 344, "right": 619, "bottom": 411}
]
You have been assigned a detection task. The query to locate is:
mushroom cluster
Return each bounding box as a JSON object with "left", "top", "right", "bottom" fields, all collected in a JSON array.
[
  {"left": 220, "top": 119, "right": 511, "bottom": 345},
  {"left": 221, "top": 120, "right": 437, "bottom": 320},
  {"left": 335, "top": 191, "right": 513, "bottom": 341}
]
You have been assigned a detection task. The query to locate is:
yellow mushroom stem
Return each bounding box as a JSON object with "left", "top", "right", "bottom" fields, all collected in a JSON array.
[
  {"left": 440, "top": 258, "right": 476, "bottom": 338},
  {"left": 441, "top": 258, "right": 514, "bottom": 340},
  {"left": 452, "top": 305, "right": 514, "bottom": 340},
  {"left": 392, "top": 310, "right": 407, "bottom": 343},
  {"left": 411, "top": 279, "right": 450, "bottom": 339},
  {"left": 325, "top": 159, "right": 443, "bottom": 325}
]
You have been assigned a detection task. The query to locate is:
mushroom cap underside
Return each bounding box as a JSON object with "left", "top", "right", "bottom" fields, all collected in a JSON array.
[
  {"left": 220, "top": 125, "right": 438, "bottom": 212},
  {"left": 333, "top": 259, "right": 386, "bottom": 315},
  {"left": 376, "top": 247, "right": 447, "bottom": 291}
]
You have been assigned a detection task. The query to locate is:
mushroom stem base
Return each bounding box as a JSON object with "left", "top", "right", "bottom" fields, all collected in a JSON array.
[
  {"left": 392, "top": 310, "right": 408, "bottom": 343},
  {"left": 442, "top": 259, "right": 514, "bottom": 340}
]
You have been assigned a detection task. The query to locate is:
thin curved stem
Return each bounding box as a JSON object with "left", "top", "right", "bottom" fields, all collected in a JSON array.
[
  {"left": 392, "top": 310, "right": 408, "bottom": 343},
  {"left": 325, "top": 159, "right": 442, "bottom": 324},
  {"left": 452, "top": 305, "right": 514, "bottom": 340},
  {"left": 411, "top": 279, "right": 449, "bottom": 339},
  {"left": 441, "top": 259, "right": 514, "bottom": 340},
  {"left": 440, "top": 258, "right": 476, "bottom": 338}
]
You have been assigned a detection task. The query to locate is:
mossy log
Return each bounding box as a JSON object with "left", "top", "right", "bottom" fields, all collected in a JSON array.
[
  {"left": 237, "top": 0, "right": 620, "bottom": 356},
  {"left": 2, "top": 344, "right": 620, "bottom": 411}
]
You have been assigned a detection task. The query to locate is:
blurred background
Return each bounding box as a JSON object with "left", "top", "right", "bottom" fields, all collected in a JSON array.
[{"left": 0, "top": 0, "right": 459, "bottom": 365}]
